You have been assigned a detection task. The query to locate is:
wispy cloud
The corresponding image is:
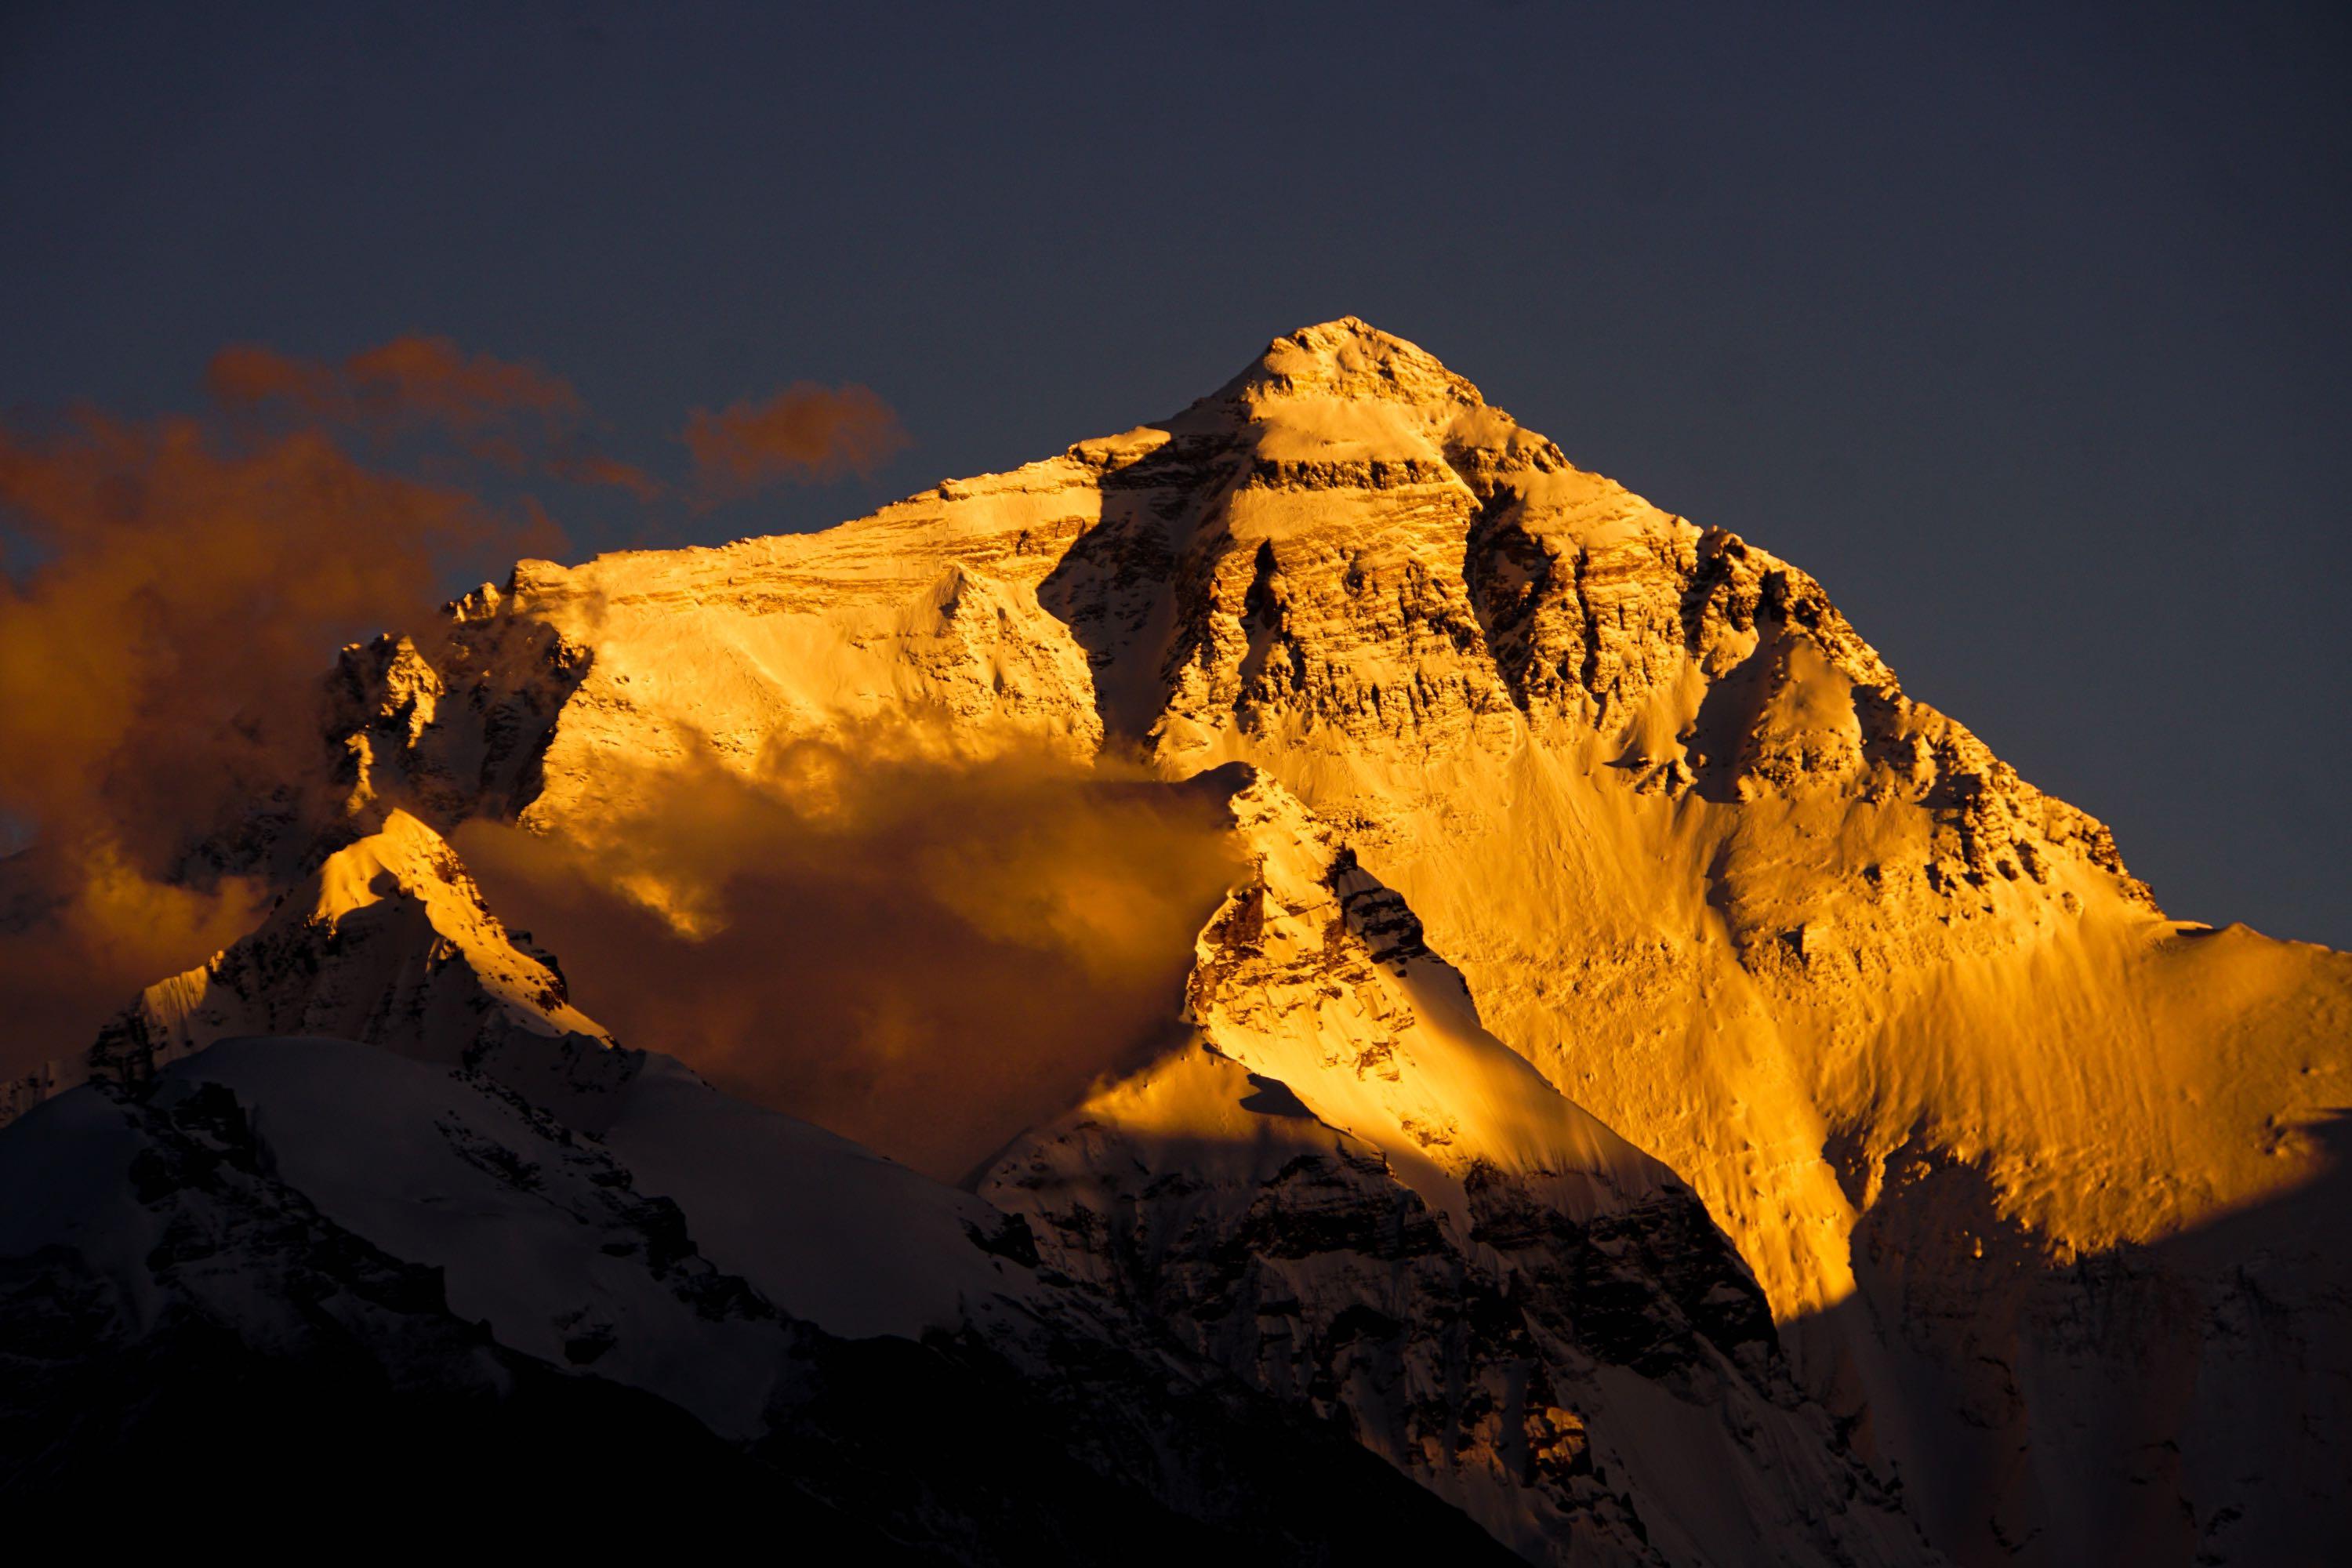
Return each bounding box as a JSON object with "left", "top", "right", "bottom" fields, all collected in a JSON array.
[
  {"left": 682, "top": 383, "right": 908, "bottom": 504},
  {"left": 456, "top": 737, "right": 1240, "bottom": 1179},
  {"left": 207, "top": 335, "right": 583, "bottom": 434}
]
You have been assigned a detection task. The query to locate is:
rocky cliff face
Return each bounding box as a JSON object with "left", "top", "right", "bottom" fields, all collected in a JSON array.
[
  {"left": 982, "top": 776, "right": 1922, "bottom": 1564},
  {"left": 6, "top": 318, "right": 2344, "bottom": 1563}
]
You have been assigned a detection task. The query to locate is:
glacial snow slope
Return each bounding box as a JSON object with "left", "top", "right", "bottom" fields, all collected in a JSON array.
[{"left": 307, "top": 318, "right": 2351, "bottom": 1563}]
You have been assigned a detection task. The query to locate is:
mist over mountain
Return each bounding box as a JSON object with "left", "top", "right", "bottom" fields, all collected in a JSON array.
[{"left": 2, "top": 321, "right": 2344, "bottom": 1563}]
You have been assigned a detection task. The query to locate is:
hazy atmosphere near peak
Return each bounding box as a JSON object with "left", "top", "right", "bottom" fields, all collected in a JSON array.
[{"left": 4, "top": 0, "right": 2347, "bottom": 947}]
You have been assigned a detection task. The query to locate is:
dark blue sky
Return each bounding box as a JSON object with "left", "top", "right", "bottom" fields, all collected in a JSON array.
[{"left": 4, "top": 0, "right": 2347, "bottom": 945}]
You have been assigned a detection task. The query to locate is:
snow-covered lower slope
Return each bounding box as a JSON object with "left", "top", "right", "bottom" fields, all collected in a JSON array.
[
  {"left": 0, "top": 1035, "right": 1523, "bottom": 1561},
  {"left": 584, "top": 1050, "right": 1036, "bottom": 1341}
]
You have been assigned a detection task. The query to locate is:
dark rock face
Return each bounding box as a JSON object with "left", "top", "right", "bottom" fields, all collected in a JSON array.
[
  {"left": 1461, "top": 1162, "right": 1781, "bottom": 1385},
  {"left": 986, "top": 1091, "right": 1915, "bottom": 1567},
  {"left": 329, "top": 597, "right": 594, "bottom": 836}
]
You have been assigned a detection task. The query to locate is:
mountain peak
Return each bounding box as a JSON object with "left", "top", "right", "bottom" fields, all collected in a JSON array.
[
  {"left": 1208, "top": 317, "right": 1488, "bottom": 419},
  {"left": 84, "top": 811, "right": 610, "bottom": 1095},
  {"left": 16, "top": 321, "right": 2338, "bottom": 1566}
]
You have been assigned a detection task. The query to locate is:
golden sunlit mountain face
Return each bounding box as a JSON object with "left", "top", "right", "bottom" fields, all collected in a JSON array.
[{"left": 5, "top": 318, "right": 2339, "bottom": 1563}]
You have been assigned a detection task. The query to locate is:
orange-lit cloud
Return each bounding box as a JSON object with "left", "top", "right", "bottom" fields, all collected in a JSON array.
[
  {"left": 2, "top": 337, "right": 915, "bottom": 1078},
  {"left": 0, "top": 403, "right": 561, "bottom": 1076},
  {"left": 682, "top": 383, "right": 907, "bottom": 503},
  {"left": 208, "top": 336, "right": 583, "bottom": 434},
  {"left": 549, "top": 448, "right": 665, "bottom": 502},
  {"left": 456, "top": 740, "right": 1240, "bottom": 1179},
  {"left": 209, "top": 340, "right": 908, "bottom": 506},
  {"left": 206, "top": 336, "right": 663, "bottom": 499}
]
